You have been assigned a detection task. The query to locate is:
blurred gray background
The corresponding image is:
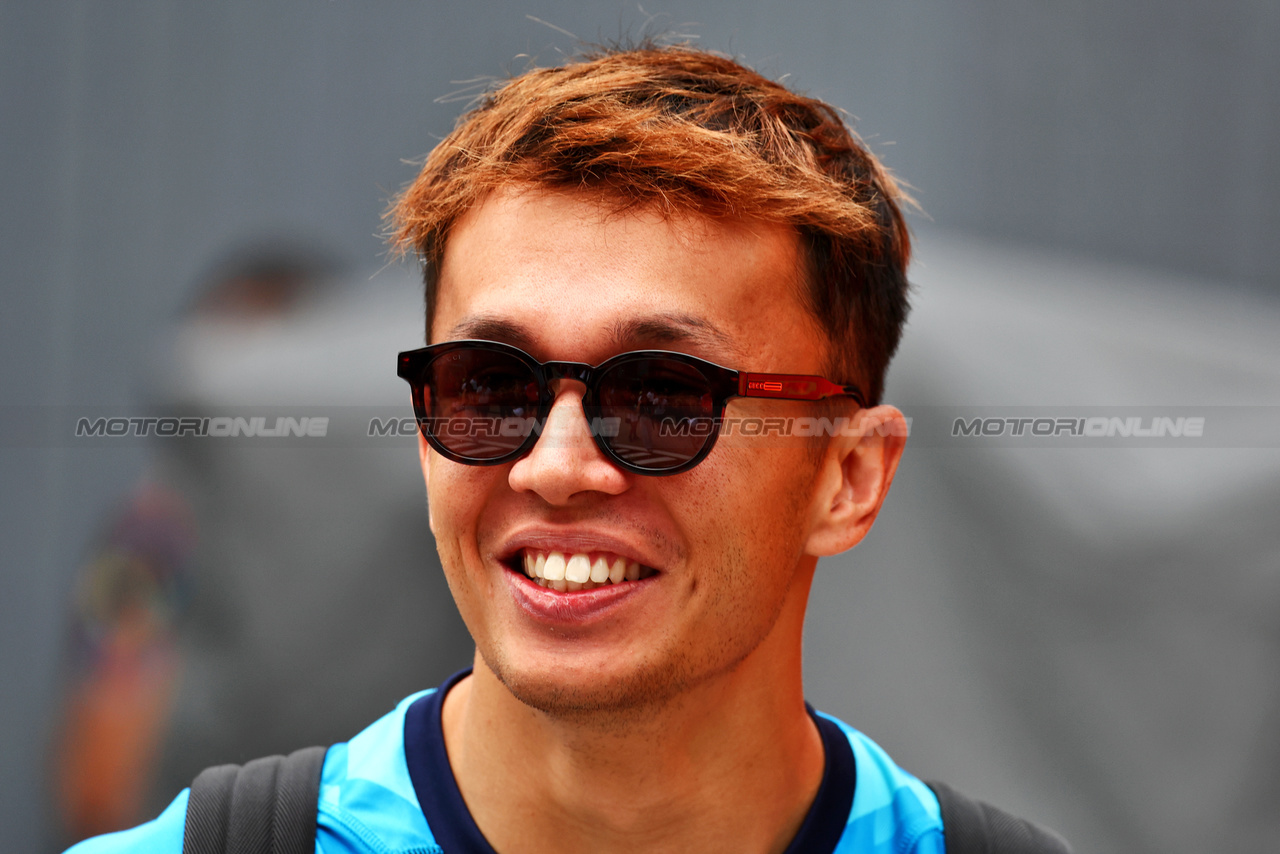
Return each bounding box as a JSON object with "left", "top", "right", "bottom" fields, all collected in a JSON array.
[{"left": 3, "top": 2, "right": 1278, "bottom": 852}]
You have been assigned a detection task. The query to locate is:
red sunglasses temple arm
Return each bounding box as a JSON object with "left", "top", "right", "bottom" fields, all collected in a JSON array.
[{"left": 737, "top": 373, "right": 866, "bottom": 407}]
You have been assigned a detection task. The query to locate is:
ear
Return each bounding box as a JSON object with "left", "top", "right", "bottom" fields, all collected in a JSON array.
[{"left": 804, "top": 405, "right": 907, "bottom": 557}]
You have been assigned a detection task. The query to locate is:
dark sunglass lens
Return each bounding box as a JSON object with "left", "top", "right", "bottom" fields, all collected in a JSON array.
[
  {"left": 426, "top": 348, "right": 540, "bottom": 459},
  {"left": 596, "top": 358, "right": 717, "bottom": 470}
]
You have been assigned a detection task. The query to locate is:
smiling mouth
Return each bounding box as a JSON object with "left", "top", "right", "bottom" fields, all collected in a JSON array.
[{"left": 510, "top": 549, "right": 659, "bottom": 592}]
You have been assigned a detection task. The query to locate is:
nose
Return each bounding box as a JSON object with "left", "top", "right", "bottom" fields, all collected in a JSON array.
[{"left": 507, "top": 380, "right": 630, "bottom": 504}]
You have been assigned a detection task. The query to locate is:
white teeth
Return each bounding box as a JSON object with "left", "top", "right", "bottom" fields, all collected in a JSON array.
[
  {"left": 565, "top": 554, "right": 592, "bottom": 584},
  {"left": 543, "top": 552, "right": 566, "bottom": 581},
  {"left": 520, "top": 549, "right": 653, "bottom": 590}
]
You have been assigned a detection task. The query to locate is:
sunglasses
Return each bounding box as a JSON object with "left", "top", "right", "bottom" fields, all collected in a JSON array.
[{"left": 397, "top": 340, "right": 865, "bottom": 476}]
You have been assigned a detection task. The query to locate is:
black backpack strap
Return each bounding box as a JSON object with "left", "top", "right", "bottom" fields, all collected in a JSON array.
[
  {"left": 183, "top": 745, "right": 328, "bottom": 854},
  {"left": 925, "top": 779, "right": 1073, "bottom": 854}
]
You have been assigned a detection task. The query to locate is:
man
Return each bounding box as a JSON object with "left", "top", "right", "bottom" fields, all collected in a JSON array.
[{"left": 69, "top": 45, "right": 1068, "bottom": 853}]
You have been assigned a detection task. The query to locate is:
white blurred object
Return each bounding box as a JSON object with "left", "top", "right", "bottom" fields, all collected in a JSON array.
[
  {"left": 807, "top": 232, "right": 1280, "bottom": 854},
  {"left": 143, "top": 265, "right": 472, "bottom": 813}
]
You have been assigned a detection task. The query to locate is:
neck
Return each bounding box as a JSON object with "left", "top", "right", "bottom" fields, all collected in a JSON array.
[{"left": 442, "top": 560, "right": 823, "bottom": 854}]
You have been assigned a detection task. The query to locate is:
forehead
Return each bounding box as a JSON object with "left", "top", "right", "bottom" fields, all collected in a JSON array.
[{"left": 433, "top": 188, "right": 825, "bottom": 370}]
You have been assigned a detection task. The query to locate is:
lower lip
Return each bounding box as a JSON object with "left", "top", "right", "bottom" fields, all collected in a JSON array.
[{"left": 504, "top": 566, "right": 657, "bottom": 626}]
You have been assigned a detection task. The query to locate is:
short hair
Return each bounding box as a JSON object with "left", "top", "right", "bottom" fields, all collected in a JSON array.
[{"left": 389, "top": 44, "right": 912, "bottom": 405}]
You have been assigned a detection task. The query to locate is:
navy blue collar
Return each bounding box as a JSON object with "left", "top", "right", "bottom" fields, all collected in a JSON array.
[{"left": 404, "top": 668, "right": 855, "bottom": 854}]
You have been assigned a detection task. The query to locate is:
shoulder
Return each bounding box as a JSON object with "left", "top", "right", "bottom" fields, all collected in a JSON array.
[
  {"left": 817, "top": 710, "right": 1072, "bottom": 854},
  {"left": 816, "top": 711, "right": 945, "bottom": 854},
  {"left": 62, "top": 790, "right": 189, "bottom": 854},
  {"left": 62, "top": 689, "right": 441, "bottom": 854},
  {"left": 316, "top": 688, "right": 441, "bottom": 852}
]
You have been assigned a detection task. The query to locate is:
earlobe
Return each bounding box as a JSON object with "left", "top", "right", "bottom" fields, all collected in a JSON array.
[{"left": 804, "top": 405, "right": 907, "bottom": 557}]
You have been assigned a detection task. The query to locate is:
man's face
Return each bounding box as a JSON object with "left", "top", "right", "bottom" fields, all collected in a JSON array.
[{"left": 424, "top": 187, "right": 839, "bottom": 714}]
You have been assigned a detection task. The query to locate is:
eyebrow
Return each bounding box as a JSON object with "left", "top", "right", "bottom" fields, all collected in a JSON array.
[
  {"left": 445, "top": 316, "right": 540, "bottom": 351},
  {"left": 609, "top": 315, "right": 743, "bottom": 362},
  {"left": 444, "top": 312, "right": 744, "bottom": 363}
]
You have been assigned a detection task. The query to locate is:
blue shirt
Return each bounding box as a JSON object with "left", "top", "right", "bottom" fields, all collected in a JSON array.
[{"left": 67, "top": 670, "right": 943, "bottom": 853}]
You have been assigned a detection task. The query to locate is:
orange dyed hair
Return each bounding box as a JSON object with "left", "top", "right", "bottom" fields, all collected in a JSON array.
[{"left": 389, "top": 44, "right": 912, "bottom": 404}]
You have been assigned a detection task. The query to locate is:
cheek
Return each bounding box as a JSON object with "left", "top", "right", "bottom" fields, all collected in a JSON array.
[
  {"left": 665, "top": 451, "right": 813, "bottom": 670},
  {"left": 425, "top": 462, "right": 506, "bottom": 641},
  {"left": 426, "top": 460, "right": 493, "bottom": 569},
  {"left": 675, "top": 440, "right": 816, "bottom": 570}
]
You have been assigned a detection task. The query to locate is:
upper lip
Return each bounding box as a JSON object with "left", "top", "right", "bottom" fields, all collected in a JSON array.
[{"left": 495, "top": 527, "right": 668, "bottom": 571}]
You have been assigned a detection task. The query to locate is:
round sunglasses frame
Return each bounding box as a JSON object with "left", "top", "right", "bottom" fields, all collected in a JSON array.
[{"left": 397, "top": 339, "right": 865, "bottom": 476}]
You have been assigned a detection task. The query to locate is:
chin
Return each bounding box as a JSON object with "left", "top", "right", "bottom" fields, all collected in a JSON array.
[
  {"left": 481, "top": 643, "right": 700, "bottom": 718},
  {"left": 480, "top": 629, "right": 770, "bottom": 723}
]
